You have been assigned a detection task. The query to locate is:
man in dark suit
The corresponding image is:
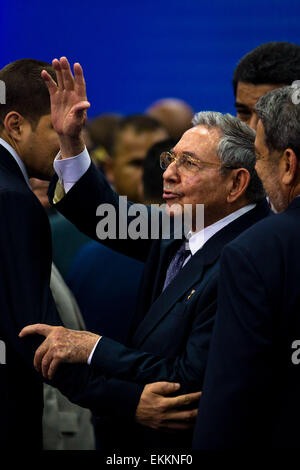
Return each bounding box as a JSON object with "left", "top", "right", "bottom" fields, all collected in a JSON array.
[
  {"left": 21, "top": 57, "right": 269, "bottom": 449},
  {"left": 192, "top": 85, "right": 300, "bottom": 449},
  {"left": 0, "top": 58, "right": 196, "bottom": 449}
]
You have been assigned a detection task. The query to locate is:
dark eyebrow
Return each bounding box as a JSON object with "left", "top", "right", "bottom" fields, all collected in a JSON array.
[{"left": 235, "top": 102, "right": 251, "bottom": 111}]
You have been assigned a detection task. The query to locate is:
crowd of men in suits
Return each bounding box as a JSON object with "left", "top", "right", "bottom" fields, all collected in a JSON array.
[{"left": 1, "top": 41, "right": 300, "bottom": 450}]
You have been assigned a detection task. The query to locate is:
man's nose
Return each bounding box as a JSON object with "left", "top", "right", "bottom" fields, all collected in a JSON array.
[{"left": 163, "top": 161, "right": 180, "bottom": 182}]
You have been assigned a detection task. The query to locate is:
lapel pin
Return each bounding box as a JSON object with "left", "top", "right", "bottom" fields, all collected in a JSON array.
[{"left": 187, "top": 289, "right": 196, "bottom": 300}]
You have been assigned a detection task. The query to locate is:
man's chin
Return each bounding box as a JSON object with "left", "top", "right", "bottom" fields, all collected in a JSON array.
[{"left": 164, "top": 201, "right": 183, "bottom": 218}]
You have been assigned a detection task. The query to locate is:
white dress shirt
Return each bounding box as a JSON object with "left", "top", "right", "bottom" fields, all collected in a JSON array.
[
  {"left": 54, "top": 147, "right": 91, "bottom": 193},
  {"left": 53, "top": 147, "right": 256, "bottom": 364}
]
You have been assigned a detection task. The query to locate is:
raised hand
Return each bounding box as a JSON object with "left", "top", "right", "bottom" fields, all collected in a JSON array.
[{"left": 42, "top": 57, "right": 91, "bottom": 157}]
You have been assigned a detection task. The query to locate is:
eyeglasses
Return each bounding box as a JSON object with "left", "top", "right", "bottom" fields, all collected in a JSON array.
[
  {"left": 160, "top": 151, "right": 221, "bottom": 174},
  {"left": 160, "top": 151, "right": 239, "bottom": 174}
]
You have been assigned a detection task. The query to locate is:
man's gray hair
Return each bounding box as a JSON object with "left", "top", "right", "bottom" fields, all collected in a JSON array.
[
  {"left": 192, "top": 111, "right": 265, "bottom": 203},
  {"left": 254, "top": 85, "right": 300, "bottom": 159}
]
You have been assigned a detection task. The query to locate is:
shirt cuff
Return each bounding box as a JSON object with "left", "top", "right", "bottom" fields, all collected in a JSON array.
[
  {"left": 87, "top": 337, "right": 102, "bottom": 365},
  {"left": 53, "top": 146, "right": 91, "bottom": 193}
]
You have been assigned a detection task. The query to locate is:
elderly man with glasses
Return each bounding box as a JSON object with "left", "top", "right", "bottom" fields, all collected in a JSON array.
[{"left": 21, "top": 58, "right": 270, "bottom": 450}]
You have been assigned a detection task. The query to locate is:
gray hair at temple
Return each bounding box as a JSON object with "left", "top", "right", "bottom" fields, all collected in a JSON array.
[
  {"left": 254, "top": 85, "right": 300, "bottom": 159},
  {"left": 192, "top": 111, "right": 265, "bottom": 203}
]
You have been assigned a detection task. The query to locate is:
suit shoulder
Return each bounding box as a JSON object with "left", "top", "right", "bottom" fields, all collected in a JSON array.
[
  {"left": 227, "top": 210, "right": 295, "bottom": 253},
  {"left": 0, "top": 182, "right": 39, "bottom": 202}
]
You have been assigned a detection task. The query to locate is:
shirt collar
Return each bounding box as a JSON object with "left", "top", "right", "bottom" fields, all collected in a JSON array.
[
  {"left": 0, "top": 138, "right": 31, "bottom": 188},
  {"left": 187, "top": 203, "right": 256, "bottom": 256}
]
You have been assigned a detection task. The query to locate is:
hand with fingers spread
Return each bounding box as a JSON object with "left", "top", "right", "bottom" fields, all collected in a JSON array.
[
  {"left": 135, "top": 382, "right": 201, "bottom": 432},
  {"left": 42, "top": 56, "right": 90, "bottom": 157},
  {"left": 19, "top": 324, "right": 100, "bottom": 380}
]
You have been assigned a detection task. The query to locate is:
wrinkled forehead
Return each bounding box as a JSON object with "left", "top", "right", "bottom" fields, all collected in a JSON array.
[{"left": 173, "top": 125, "right": 221, "bottom": 158}]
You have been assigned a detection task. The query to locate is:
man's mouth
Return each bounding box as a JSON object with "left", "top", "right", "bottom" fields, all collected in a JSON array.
[{"left": 163, "top": 189, "right": 182, "bottom": 200}]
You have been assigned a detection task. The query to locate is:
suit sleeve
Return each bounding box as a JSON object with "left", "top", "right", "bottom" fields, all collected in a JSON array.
[
  {"left": 48, "top": 163, "right": 156, "bottom": 263},
  {"left": 192, "top": 242, "right": 275, "bottom": 449},
  {"left": 0, "top": 189, "right": 143, "bottom": 418},
  {"left": 89, "top": 280, "right": 219, "bottom": 393}
]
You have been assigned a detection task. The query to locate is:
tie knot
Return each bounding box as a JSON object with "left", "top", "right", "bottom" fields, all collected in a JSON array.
[
  {"left": 177, "top": 239, "right": 190, "bottom": 254},
  {"left": 176, "top": 240, "right": 190, "bottom": 263}
]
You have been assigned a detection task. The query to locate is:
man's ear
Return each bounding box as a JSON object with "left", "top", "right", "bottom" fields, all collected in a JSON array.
[
  {"left": 226, "top": 168, "right": 250, "bottom": 203},
  {"left": 3, "top": 111, "right": 25, "bottom": 141},
  {"left": 281, "top": 149, "right": 298, "bottom": 186}
]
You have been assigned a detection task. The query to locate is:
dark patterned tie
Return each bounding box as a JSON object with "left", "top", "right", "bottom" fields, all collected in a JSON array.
[{"left": 162, "top": 240, "right": 191, "bottom": 291}]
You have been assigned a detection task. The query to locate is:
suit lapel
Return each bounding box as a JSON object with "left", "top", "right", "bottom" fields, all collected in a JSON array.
[
  {"left": 132, "top": 199, "right": 271, "bottom": 347},
  {"left": 132, "top": 249, "right": 205, "bottom": 347}
]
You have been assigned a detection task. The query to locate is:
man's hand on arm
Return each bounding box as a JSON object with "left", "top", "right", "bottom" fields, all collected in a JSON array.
[
  {"left": 19, "top": 324, "right": 99, "bottom": 380},
  {"left": 42, "top": 56, "right": 90, "bottom": 158},
  {"left": 135, "top": 382, "right": 201, "bottom": 432}
]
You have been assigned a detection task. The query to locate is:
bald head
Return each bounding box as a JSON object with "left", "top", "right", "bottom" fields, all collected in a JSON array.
[{"left": 146, "top": 98, "right": 194, "bottom": 141}]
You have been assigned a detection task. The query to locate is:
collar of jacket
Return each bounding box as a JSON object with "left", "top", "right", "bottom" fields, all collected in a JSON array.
[{"left": 0, "top": 144, "right": 29, "bottom": 185}]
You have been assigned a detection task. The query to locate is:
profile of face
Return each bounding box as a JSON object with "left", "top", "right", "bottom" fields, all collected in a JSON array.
[
  {"left": 254, "top": 119, "right": 286, "bottom": 212},
  {"left": 162, "top": 126, "right": 233, "bottom": 229},
  {"left": 110, "top": 125, "right": 168, "bottom": 202},
  {"left": 235, "top": 82, "right": 283, "bottom": 130},
  {"left": 20, "top": 114, "right": 60, "bottom": 180}
]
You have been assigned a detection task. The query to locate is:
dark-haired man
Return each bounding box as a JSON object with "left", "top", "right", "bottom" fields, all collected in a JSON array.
[
  {"left": 142, "top": 138, "right": 177, "bottom": 204},
  {"left": 233, "top": 41, "right": 300, "bottom": 129},
  {"left": 0, "top": 59, "right": 114, "bottom": 450},
  {"left": 104, "top": 115, "right": 168, "bottom": 202}
]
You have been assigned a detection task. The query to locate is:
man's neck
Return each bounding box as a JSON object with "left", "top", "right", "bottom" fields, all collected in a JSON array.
[
  {"left": 0, "top": 133, "right": 19, "bottom": 154},
  {"left": 191, "top": 199, "right": 249, "bottom": 233}
]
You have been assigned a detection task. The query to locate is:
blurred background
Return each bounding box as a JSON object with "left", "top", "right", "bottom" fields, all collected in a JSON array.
[{"left": 1, "top": 0, "right": 300, "bottom": 117}]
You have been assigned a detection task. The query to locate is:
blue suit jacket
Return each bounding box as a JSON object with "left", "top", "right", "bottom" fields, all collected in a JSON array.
[
  {"left": 193, "top": 197, "right": 300, "bottom": 449},
  {"left": 49, "top": 162, "right": 270, "bottom": 449}
]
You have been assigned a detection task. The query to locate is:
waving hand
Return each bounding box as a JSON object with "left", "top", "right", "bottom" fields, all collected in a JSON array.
[{"left": 42, "top": 57, "right": 90, "bottom": 157}]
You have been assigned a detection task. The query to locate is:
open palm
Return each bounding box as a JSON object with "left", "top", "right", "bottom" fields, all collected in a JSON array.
[{"left": 42, "top": 57, "right": 90, "bottom": 137}]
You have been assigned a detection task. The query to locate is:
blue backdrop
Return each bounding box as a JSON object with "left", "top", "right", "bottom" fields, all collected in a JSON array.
[{"left": 1, "top": 0, "right": 300, "bottom": 118}]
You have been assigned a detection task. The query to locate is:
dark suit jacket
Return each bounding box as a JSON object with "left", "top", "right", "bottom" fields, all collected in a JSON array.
[
  {"left": 49, "top": 162, "right": 270, "bottom": 449},
  {"left": 193, "top": 197, "right": 300, "bottom": 449},
  {"left": 0, "top": 145, "right": 142, "bottom": 450}
]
